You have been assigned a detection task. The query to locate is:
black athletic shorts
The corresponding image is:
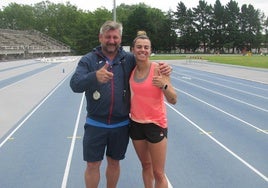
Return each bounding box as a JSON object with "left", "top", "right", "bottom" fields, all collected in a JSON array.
[{"left": 129, "top": 119, "right": 167, "bottom": 143}]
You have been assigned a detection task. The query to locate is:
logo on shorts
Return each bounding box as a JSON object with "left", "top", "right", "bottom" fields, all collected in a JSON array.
[{"left": 160, "top": 132, "right": 164, "bottom": 137}]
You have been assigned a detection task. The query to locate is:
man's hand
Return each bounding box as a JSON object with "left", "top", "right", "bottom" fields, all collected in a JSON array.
[
  {"left": 158, "top": 62, "right": 172, "bottom": 76},
  {"left": 96, "top": 63, "right": 113, "bottom": 83}
]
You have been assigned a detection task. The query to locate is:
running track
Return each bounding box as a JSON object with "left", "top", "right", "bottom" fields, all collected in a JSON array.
[{"left": 0, "top": 57, "right": 267, "bottom": 188}]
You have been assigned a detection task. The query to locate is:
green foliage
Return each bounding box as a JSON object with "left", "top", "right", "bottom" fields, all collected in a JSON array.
[
  {"left": 0, "top": 3, "right": 35, "bottom": 29},
  {"left": 151, "top": 54, "right": 268, "bottom": 69},
  {"left": 0, "top": 0, "right": 267, "bottom": 55},
  {"left": 150, "top": 55, "right": 187, "bottom": 60},
  {"left": 203, "top": 55, "right": 268, "bottom": 68}
]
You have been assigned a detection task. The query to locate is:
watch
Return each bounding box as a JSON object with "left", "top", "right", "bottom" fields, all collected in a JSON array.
[{"left": 162, "top": 84, "right": 168, "bottom": 90}]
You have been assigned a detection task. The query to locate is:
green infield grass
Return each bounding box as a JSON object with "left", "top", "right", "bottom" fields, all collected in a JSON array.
[{"left": 150, "top": 54, "right": 268, "bottom": 69}]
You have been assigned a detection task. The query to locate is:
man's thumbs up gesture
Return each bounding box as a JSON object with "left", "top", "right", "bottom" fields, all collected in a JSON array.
[{"left": 96, "top": 62, "right": 114, "bottom": 83}]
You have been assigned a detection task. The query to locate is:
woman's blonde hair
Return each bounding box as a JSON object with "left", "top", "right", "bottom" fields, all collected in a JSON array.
[
  {"left": 132, "top": 30, "right": 150, "bottom": 47},
  {"left": 137, "top": 30, "right": 147, "bottom": 36}
]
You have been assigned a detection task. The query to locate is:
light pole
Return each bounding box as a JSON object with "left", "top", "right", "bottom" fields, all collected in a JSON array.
[{"left": 113, "top": 0, "right": 116, "bottom": 21}]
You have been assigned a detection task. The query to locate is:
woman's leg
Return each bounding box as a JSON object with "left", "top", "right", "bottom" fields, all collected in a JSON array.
[
  {"left": 132, "top": 140, "right": 154, "bottom": 188},
  {"left": 148, "top": 138, "right": 168, "bottom": 188}
]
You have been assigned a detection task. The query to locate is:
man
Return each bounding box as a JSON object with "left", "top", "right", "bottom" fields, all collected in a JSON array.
[{"left": 70, "top": 20, "right": 171, "bottom": 188}]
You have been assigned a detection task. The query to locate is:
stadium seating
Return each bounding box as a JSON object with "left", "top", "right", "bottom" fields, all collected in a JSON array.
[{"left": 0, "top": 29, "right": 71, "bottom": 60}]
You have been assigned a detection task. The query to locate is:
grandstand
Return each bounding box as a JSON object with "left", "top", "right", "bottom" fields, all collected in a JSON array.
[{"left": 0, "top": 29, "right": 71, "bottom": 61}]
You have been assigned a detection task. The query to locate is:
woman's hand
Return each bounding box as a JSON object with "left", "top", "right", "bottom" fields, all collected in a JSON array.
[{"left": 152, "top": 74, "right": 168, "bottom": 89}]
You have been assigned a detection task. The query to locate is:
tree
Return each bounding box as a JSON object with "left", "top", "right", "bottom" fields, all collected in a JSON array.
[
  {"left": 225, "top": 0, "right": 240, "bottom": 53},
  {"left": 32, "top": 1, "right": 91, "bottom": 54},
  {"left": 239, "top": 4, "right": 262, "bottom": 52},
  {"left": 1, "top": 0, "right": 267, "bottom": 54},
  {"left": 147, "top": 8, "right": 175, "bottom": 52},
  {"left": 116, "top": 4, "right": 135, "bottom": 24},
  {"left": 192, "top": 0, "right": 213, "bottom": 53},
  {"left": 162, "top": 10, "right": 178, "bottom": 52},
  {"left": 173, "top": 2, "right": 199, "bottom": 52},
  {"left": 123, "top": 4, "right": 151, "bottom": 46},
  {"left": 264, "top": 18, "right": 268, "bottom": 53},
  {"left": 1, "top": 3, "right": 35, "bottom": 30},
  {"left": 210, "top": 0, "right": 226, "bottom": 53},
  {"left": 122, "top": 3, "right": 175, "bottom": 52}
]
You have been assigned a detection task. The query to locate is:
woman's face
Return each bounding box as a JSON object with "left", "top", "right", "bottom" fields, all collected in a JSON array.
[{"left": 132, "top": 38, "right": 151, "bottom": 62}]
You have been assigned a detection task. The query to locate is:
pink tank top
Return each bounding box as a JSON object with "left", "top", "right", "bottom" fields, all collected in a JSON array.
[{"left": 129, "top": 62, "right": 167, "bottom": 128}]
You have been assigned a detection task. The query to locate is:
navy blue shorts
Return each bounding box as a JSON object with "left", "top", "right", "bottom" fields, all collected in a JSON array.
[
  {"left": 129, "top": 119, "right": 167, "bottom": 143},
  {"left": 83, "top": 124, "right": 129, "bottom": 162}
]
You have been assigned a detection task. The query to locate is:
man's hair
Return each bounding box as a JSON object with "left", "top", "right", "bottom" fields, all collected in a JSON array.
[{"left": 100, "top": 21, "right": 123, "bottom": 36}]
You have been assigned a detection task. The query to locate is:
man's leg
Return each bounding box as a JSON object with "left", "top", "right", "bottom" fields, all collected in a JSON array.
[
  {"left": 85, "top": 161, "right": 102, "bottom": 188},
  {"left": 105, "top": 125, "right": 129, "bottom": 188},
  {"left": 106, "top": 156, "right": 120, "bottom": 188}
]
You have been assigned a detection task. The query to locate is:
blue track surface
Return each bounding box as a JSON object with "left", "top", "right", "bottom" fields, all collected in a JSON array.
[{"left": 0, "top": 58, "right": 267, "bottom": 188}]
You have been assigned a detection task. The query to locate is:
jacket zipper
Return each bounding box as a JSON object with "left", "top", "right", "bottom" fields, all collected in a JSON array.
[{"left": 108, "top": 69, "right": 114, "bottom": 124}]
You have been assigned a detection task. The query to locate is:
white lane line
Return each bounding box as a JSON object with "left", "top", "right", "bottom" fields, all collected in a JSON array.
[
  {"left": 198, "top": 76, "right": 268, "bottom": 100},
  {"left": 176, "top": 88, "right": 268, "bottom": 135},
  {"left": 0, "top": 72, "right": 69, "bottom": 148},
  {"left": 173, "top": 76, "right": 268, "bottom": 112},
  {"left": 0, "top": 64, "right": 53, "bottom": 92},
  {"left": 166, "top": 103, "right": 268, "bottom": 182},
  {"left": 61, "top": 94, "right": 84, "bottom": 188},
  {"left": 175, "top": 69, "right": 268, "bottom": 92},
  {"left": 166, "top": 174, "right": 173, "bottom": 188}
]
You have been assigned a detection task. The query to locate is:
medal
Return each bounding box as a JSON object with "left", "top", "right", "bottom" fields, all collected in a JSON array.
[{"left": 93, "top": 90, "right": 100, "bottom": 100}]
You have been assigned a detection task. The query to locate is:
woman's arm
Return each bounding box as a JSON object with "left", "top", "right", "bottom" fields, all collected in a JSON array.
[
  {"left": 152, "top": 73, "right": 177, "bottom": 104},
  {"left": 161, "top": 77, "right": 177, "bottom": 104}
]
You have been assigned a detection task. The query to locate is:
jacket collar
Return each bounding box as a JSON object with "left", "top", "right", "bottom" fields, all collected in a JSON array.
[{"left": 93, "top": 46, "right": 126, "bottom": 62}]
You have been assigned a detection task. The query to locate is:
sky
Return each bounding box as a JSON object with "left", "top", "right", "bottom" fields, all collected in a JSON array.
[{"left": 0, "top": 0, "right": 267, "bottom": 16}]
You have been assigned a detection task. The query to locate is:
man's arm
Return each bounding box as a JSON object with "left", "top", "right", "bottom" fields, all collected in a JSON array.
[{"left": 70, "top": 60, "right": 97, "bottom": 93}]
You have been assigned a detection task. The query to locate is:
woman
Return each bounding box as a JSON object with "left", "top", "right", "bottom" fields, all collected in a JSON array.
[{"left": 129, "top": 31, "right": 177, "bottom": 188}]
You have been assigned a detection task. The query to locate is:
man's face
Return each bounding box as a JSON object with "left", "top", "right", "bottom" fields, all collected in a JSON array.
[{"left": 99, "top": 29, "right": 122, "bottom": 56}]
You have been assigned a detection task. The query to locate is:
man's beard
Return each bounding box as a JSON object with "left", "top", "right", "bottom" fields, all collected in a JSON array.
[{"left": 102, "top": 44, "right": 119, "bottom": 54}]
